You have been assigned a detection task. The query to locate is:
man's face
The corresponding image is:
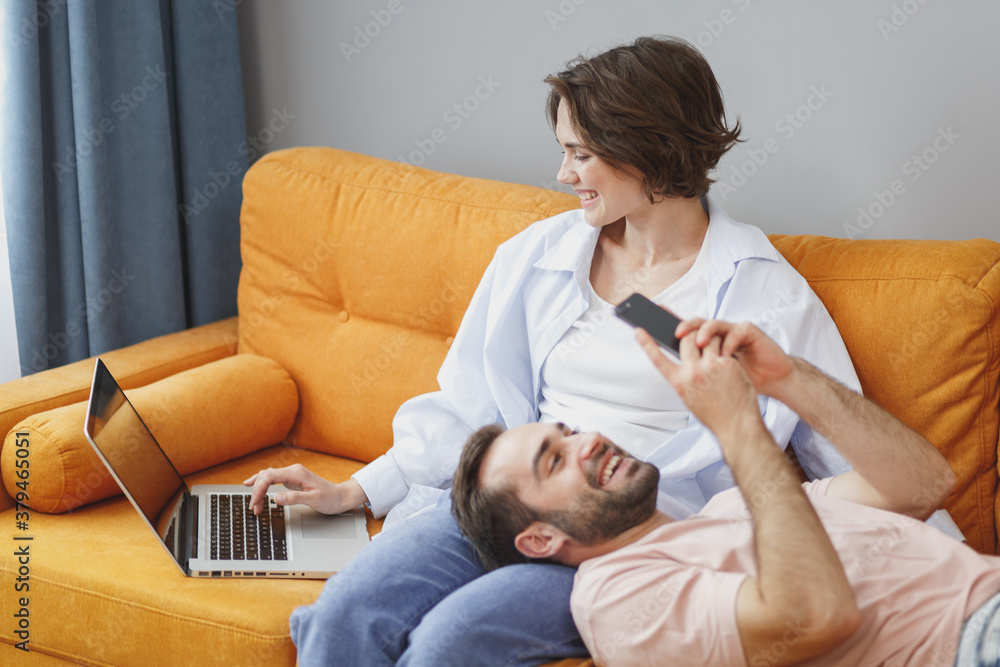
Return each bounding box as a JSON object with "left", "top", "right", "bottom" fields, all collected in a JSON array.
[{"left": 480, "top": 423, "right": 659, "bottom": 546}]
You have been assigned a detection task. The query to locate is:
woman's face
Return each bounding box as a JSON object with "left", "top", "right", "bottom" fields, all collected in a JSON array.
[{"left": 555, "top": 99, "right": 649, "bottom": 228}]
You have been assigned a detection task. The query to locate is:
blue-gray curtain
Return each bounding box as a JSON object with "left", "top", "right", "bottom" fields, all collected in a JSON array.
[{"left": 1, "top": 0, "right": 247, "bottom": 375}]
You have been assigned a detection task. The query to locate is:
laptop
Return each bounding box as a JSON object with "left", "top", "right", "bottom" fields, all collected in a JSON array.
[{"left": 83, "top": 358, "right": 370, "bottom": 579}]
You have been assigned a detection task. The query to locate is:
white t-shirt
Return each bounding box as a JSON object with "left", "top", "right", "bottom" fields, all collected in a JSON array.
[{"left": 537, "top": 232, "right": 711, "bottom": 460}]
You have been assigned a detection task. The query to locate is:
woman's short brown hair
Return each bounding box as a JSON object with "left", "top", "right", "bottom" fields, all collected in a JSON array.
[{"left": 545, "top": 35, "right": 742, "bottom": 201}]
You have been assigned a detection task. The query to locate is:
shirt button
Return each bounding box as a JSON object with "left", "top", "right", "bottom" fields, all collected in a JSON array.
[
  {"left": 338, "top": 311, "right": 349, "bottom": 323},
  {"left": 445, "top": 336, "right": 454, "bottom": 347}
]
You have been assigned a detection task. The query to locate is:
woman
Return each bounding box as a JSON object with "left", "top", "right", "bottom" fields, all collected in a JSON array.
[{"left": 245, "top": 36, "right": 859, "bottom": 666}]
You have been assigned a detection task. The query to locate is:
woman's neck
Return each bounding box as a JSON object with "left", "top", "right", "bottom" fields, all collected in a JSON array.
[{"left": 603, "top": 196, "right": 710, "bottom": 265}]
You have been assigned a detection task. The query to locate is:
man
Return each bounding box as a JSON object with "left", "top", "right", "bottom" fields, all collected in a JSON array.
[{"left": 452, "top": 319, "right": 1000, "bottom": 666}]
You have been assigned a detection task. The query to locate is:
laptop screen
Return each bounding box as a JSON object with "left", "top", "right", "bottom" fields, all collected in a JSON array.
[{"left": 84, "top": 359, "right": 189, "bottom": 568}]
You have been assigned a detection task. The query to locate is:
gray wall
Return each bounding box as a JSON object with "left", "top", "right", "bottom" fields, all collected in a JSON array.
[{"left": 237, "top": 0, "right": 999, "bottom": 241}]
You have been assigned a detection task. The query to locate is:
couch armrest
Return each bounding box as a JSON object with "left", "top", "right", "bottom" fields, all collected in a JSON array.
[
  {"left": 2, "top": 353, "right": 297, "bottom": 514},
  {"left": 0, "top": 317, "right": 238, "bottom": 511}
]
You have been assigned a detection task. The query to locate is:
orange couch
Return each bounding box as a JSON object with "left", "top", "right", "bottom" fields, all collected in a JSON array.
[{"left": 1, "top": 146, "right": 998, "bottom": 666}]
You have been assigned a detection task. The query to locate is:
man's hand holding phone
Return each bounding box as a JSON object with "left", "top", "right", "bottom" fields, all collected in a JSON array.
[
  {"left": 614, "top": 294, "right": 797, "bottom": 422},
  {"left": 676, "top": 319, "right": 796, "bottom": 400},
  {"left": 634, "top": 326, "right": 763, "bottom": 442}
]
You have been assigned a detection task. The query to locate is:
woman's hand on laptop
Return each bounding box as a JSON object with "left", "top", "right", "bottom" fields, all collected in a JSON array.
[{"left": 243, "top": 464, "right": 369, "bottom": 516}]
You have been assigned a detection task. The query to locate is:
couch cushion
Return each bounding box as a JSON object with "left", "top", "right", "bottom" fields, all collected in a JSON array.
[
  {"left": 0, "top": 445, "right": 376, "bottom": 666},
  {"left": 0, "top": 317, "right": 238, "bottom": 515},
  {"left": 236, "top": 147, "right": 577, "bottom": 462},
  {"left": 1, "top": 354, "right": 298, "bottom": 513},
  {"left": 770, "top": 235, "right": 1000, "bottom": 554}
]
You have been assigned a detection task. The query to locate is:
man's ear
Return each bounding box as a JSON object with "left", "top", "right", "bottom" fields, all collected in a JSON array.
[{"left": 515, "top": 521, "right": 568, "bottom": 561}]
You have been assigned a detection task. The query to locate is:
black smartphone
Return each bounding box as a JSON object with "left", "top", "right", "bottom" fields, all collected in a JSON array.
[{"left": 614, "top": 293, "right": 683, "bottom": 359}]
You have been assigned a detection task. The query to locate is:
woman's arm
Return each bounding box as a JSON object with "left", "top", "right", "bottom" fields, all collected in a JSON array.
[{"left": 244, "top": 215, "right": 569, "bottom": 519}]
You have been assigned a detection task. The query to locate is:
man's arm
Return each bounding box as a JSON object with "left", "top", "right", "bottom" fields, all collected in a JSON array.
[
  {"left": 637, "top": 330, "right": 860, "bottom": 666},
  {"left": 775, "top": 357, "right": 955, "bottom": 519},
  {"left": 681, "top": 319, "right": 956, "bottom": 519}
]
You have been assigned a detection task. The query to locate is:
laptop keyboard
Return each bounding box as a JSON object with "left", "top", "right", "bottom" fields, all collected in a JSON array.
[{"left": 210, "top": 494, "right": 288, "bottom": 561}]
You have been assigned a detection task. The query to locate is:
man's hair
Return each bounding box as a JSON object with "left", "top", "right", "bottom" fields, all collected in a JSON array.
[
  {"left": 545, "top": 35, "right": 742, "bottom": 201},
  {"left": 452, "top": 424, "right": 541, "bottom": 571}
]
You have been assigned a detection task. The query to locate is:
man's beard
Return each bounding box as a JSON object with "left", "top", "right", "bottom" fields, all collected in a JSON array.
[{"left": 542, "top": 443, "right": 660, "bottom": 546}]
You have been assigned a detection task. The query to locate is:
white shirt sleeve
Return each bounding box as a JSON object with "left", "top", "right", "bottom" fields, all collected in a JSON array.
[
  {"left": 727, "top": 254, "right": 860, "bottom": 478},
  {"left": 644, "top": 252, "right": 860, "bottom": 511},
  {"left": 350, "top": 215, "right": 556, "bottom": 520}
]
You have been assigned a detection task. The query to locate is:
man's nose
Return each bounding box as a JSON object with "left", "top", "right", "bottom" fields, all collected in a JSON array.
[{"left": 574, "top": 432, "right": 604, "bottom": 464}]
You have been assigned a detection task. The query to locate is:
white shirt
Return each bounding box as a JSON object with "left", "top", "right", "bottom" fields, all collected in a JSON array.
[
  {"left": 352, "top": 197, "right": 958, "bottom": 537},
  {"left": 537, "top": 229, "right": 712, "bottom": 460}
]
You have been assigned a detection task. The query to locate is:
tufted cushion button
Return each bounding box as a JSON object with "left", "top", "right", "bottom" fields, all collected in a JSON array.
[
  {"left": 445, "top": 336, "right": 454, "bottom": 347},
  {"left": 338, "top": 310, "right": 349, "bottom": 323}
]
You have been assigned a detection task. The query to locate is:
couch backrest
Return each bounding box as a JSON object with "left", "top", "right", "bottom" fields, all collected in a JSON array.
[
  {"left": 237, "top": 147, "right": 578, "bottom": 463},
  {"left": 237, "top": 147, "right": 1000, "bottom": 554},
  {"left": 771, "top": 234, "right": 1000, "bottom": 554}
]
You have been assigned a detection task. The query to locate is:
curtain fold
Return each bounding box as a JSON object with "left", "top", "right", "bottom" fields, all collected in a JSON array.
[{"left": 1, "top": 0, "right": 247, "bottom": 375}]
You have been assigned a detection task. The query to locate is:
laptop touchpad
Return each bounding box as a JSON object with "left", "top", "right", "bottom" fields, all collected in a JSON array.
[{"left": 300, "top": 512, "right": 358, "bottom": 539}]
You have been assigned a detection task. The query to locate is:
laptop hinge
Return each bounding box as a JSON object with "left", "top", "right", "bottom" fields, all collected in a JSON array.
[{"left": 180, "top": 492, "right": 198, "bottom": 575}]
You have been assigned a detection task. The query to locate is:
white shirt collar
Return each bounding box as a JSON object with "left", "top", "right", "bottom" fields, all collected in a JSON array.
[
  {"left": 703, "top": 195, "right": 782, "bottom": 265},
  {"left": 532, "top": 195, "right": 780, "bottom": 276},
  {"left": 533, "top": 213, "right": 599, "bottom": 274}
]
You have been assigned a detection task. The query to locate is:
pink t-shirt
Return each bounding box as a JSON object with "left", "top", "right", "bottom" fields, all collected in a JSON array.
[{"left": 571, "top": 479, "right": 1000, "bottom": 667}]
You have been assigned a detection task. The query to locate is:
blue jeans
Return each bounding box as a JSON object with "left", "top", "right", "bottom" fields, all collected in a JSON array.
[
  {"left": 290, "top": 500, "right": 588, "bottom": 666},
  {"left": 956, "top": 590, "right": 1000, "bottom": 666}
]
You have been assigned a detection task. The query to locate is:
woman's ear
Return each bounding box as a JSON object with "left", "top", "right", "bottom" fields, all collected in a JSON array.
[{"left": 515, "top": 521, "right": 568, "bottom": 560}]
